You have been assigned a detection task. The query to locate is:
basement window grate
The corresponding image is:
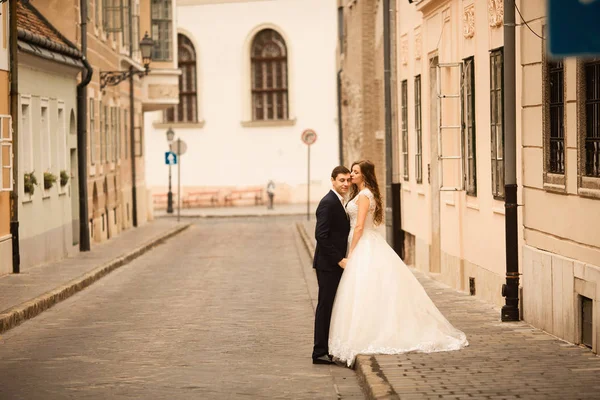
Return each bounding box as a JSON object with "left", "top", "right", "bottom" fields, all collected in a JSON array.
[{"left": 581, "top": 296, "right": 593, "bottom": 348}]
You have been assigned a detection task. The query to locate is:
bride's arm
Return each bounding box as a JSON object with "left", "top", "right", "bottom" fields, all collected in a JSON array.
[{"left": 348, "top": 194, "right": 369, "bottom": 257}]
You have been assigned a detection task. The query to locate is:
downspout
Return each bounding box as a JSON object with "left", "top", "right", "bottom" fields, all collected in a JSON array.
[
  {"left": 9, "top": 0, "right": 20, "bottom": 273},
  {"left": 77, "top": 0, "right": 93, "bottom": 251},
  {"left": 337, "top": 70, "right": 343, "bottom": 166},
  {"left": 383, "top": 0, "right": 394, "bottom": 245},
  {"left": 501, "top": 0, "right": 520, "bottom": 321},
  {"left": 129, "top": 0, "right": 137, "bottom": 227}
]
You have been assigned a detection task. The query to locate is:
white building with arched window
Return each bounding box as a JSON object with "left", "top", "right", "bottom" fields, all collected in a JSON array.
[{"left": 144, "top": 0, "right": 339, "bottom": 209}]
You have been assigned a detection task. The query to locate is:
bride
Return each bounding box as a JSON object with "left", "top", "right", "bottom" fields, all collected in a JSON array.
[{"left": 328, "top": 160, "right": 468, "bottom": 367}]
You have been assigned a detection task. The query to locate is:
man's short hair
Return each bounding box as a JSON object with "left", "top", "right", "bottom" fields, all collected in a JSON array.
[{"left": 331, "top": 166, "right": 350, "bottom": 179}]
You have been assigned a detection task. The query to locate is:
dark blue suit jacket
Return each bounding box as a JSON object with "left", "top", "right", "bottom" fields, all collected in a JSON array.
[{"left": 313, "top": 190, "right": 350, "bottom": 271}]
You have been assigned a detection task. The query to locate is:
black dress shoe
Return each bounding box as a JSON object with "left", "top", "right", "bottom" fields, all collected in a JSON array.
[{"left": 312, "top": 355, "right": 333, "bottom": 364}]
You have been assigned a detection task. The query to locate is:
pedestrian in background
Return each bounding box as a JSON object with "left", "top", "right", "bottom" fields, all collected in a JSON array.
[{"left": 267, "top": 180, "right": 276, "bottom": 209}]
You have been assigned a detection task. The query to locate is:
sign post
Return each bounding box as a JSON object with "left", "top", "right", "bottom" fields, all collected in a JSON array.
[
  {"left": 164, "top": 150, "right": 177, "bottom": 214},
  {"left": 301, "top": 129, "right": 317, "bottom": 221},
  {"left": 173, "top": 138, "right": 187, "bottom": 222}
]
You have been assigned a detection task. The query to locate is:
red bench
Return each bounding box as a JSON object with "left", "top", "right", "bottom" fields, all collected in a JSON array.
[
  {"left": 152, "top": 193, "right": 169, "bottom": 209},
  {"left": 182, "top": 190, "right": 220, "bottom": 208},
  {"left": 224, "top": 188, "right": 264, "bottom": 206}
]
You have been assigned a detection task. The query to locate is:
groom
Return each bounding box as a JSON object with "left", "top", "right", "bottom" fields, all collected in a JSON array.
[{"left": 312, "top": 166, "right": 351, "bottom": 364}]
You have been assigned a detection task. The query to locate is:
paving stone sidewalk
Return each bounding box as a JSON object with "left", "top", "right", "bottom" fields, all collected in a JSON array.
[
  {"left": 0, "top": 219, "right": 190, "bottom": 333},
  {"left": 298, "top": 221, "right": 600, "bottom": 400}
]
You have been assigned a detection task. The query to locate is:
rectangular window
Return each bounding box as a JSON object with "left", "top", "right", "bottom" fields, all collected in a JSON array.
[
  {"left": 58, "top": 107, "right": 66, "bottom": 175},
  {"left": 89, "top": 98, "right": 96, "bottom": 164},
  {"left": 95, "top": 0, "right": 101, "bottom": 28},
  {"left": 99, "top": 101, "right": 104, "bottom": 162},
  {"left": 103, "top": 0, "right": 124, "bottom": 33},
  {"left": 151, "top": 0, "right": 172, "bottom": 61},
  {"left": 414, "top": 75, "right": 423, "bottom": 183},
  {"left": 548, "top": 60, "right": 565, "bottom": 174},
  {"left": 0, "top": 116, "right": 12, "bottom": 192},
  {"left": 124, "top": 109, "right": 128, "bottom": 159},
  {"left": 122, "top": 0, "right": 131, "bottom": 48},
  {"left": 490, "top": 48, "right": 504, "bottom": 199},
  {"left": 41, "top": 103, "right": 50, "bottom": 174},
  {"left": 104, "top": 104, "right": 109, "bottom": 163},
  {"left": 463, "top": 57, "right": 477, "bottom": 195},
  {"left": 117, "top": 108, "right": 121, "bottom": 160},
  {"left": 131, "top": 4, "right": 140, "bottom": 57},
  {"left": 585, "top": 60, "right": 600, "bottom": 177},
  {"left": 338, "top": 6, "right": 344, "bottom": 54},
  {"left": 20, "top": 100, "right": 32, "bottom": 173},
  {"left": 401, "top": 80, "right": 409, "bottom": 181}
]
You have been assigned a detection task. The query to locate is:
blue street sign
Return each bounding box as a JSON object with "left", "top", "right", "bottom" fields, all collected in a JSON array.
[
  {"left": 165, "top": 151, "right": 177, "bottom": 165},
  {"left": 549, "top": 0, "right": 600, "bottom": 57}
]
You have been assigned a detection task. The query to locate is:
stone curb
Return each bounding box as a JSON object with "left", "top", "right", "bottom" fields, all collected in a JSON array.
[
  {"left": 295, "top": 222, "right": 399, "bottom": 400},
  {"left": 0, "top": 223, "right": 192, "bottom": 334},
  {"left": 158, "top": 212, "right": 309, "bottom": 219}
]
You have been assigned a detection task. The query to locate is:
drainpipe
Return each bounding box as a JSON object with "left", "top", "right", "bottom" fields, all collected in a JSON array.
[
  {"left": 129, "top": 0, "right": 137, "bottom": 227},
  {"left": 501, "top": 0, "right": 520, "bottom": 321},
  {"left": 9, "top": 0, "right": 20, "bottom": 273},
  {"left": 337, "top": 70, "right": 343, "bottom": 166},
  {"left": 77, "top": 0, "right": 93, "bottom": 251},
  {"left": 383, "top": 0, "right": 396, "bottom": 247}
]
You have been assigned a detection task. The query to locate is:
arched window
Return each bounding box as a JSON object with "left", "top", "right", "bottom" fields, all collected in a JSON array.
[
  {"left": 251, "top": 29, "right": 288, "bottom": 121},
  {"left": 166, "top": 34, "right": 197, "bottom": 123}
]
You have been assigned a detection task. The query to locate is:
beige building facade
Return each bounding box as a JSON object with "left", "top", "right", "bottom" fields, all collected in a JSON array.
[
  {"left": 0, "top": 2, "right": 11, "bottom": 276},
  {"left": 340, "top": 0, "right": 600, "bottom": 353},
  {"left": 388, "top": 0, "right": 600, "bottom": 353},
  {"left": 15, "top": 1, "right": 84, "bottom": 271},
  {"left": 34, "top": 0, "right": 179, "bottom": 246}
]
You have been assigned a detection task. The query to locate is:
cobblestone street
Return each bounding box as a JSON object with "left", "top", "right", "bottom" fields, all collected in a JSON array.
[{"left": 0, "top": 217, "right": 362, "bottom": 399}]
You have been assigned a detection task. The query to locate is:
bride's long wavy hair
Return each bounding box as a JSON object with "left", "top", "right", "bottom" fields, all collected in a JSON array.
[{"left": 349, "top": 160, "right": 383, "bottom": 225}]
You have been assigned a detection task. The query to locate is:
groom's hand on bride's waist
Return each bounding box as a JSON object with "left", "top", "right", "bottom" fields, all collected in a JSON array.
[{"left": 338, "top": 258, "right": 348, "bottom": 269}]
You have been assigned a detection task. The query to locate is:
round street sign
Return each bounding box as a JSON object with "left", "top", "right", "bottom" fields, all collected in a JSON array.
[
  {"left": 173, "top": 139, "right": 187, "bottom": 156},
  {"left": 301, "top": 129, "right": 317, "bottom": 146}
]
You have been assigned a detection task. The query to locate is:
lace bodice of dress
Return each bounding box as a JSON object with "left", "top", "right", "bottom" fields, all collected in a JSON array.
[{"left": 346, "top": 188, "right": 376, "bottom": 231}]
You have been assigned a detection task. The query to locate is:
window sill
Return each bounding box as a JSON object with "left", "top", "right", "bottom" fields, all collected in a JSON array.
[
  {"left": 492, "top": 206, "right": 505, "bottom": 216},
  {"left": 402, "top": 185, "right": 411, "bottom": 193},
  {"left": 543, "top": 182, "right": 567, "bottom": 194},
  {"left": 153, "top": 120, "right": 205, "bottom": 129},
  {"left": 22, "top": 194, "right": 33, "bottom": 204},
  {"left": 42, "top": 191, "right": 51, "bottom": 200},
  {"left": 578, "top": 185, "right": 600, "bottom": 200},
  {"left": 241, "top": 119, "right": 296, "bottom": 128},
  {"left": 466, "top": 201, "right": 480, "bottom": 211},
  {"left": 416, "top": 189, "right": 425, "bottom": 197}
]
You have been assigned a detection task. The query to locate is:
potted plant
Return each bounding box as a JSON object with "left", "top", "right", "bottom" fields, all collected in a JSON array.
[
  {"left": 60, "top": 170, "right": 69, "bottom": 187},
  {"left": 43, "top": 172, "right": 57, "bottom": 190},
  {"left": 24, "top": 172, "right": 37, "bottom": 195}
]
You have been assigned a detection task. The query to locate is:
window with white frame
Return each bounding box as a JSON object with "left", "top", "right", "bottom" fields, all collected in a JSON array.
[
  {"left": 58, "top": 106, "right": 66, "bottom": 180},
  {"left": 103, "top": 0, "right": 125, "bottom": 34},
  {"left": 20, "top": 99, "right": 33, "bottom": 174},
  {"left": 99, "top": 101, "right": 104, "bottom": 162},
  {"left": 41, "top": 102, "right": 51, "bottom": 175},
  {"left": 251, "top": 29, "right": 288, "bottom": 121},
  {"left": 463, "top": 57, "right": 477, "bottom": 195},
  {"left": 104, "top": 105, "right": 110, "bottom": 163},
  {"left": 490, "top": 48, "right": 504, "bottom": 199},
  {"left": 0, "top": 115, "right": 12, "bottom": 192},
  {"left": 414, "top": 75, "right": 423, "bottom": 184},
  {"left": 401, "top": 80, "right": 409, "bottom": 181},
  {"left": 151, "top": 0, "right": 172, "bottom": 61}
]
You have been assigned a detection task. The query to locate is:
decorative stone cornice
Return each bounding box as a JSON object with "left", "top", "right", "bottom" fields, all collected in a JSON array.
[{"left": 463, "top": 5, "right": 475, "bottom": 39}]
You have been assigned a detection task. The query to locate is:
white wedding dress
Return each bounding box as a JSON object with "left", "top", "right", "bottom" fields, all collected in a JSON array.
[{"left": 328, "top": 188, "right": 468, "bottom": 367}]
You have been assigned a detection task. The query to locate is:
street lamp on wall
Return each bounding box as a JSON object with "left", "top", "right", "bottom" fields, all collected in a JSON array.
[{"left": 100, "top": 32, "right": 154, "bottom": 90}]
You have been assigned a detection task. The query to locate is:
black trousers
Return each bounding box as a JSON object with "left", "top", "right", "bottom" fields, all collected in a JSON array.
[{"left": 312, "top": 268, "right": 343, "bottom": 359}]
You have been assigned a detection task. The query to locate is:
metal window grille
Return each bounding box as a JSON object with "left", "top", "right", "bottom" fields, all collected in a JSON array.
[
  {"left": 103, "top": 0, "right": 124, "bottom": 33},
  {"left": 548, "top": 61, "right": 565, "bottom": 174},
  {"left": 251, "top": 29, "right": 288, "bottom": 121},
  {"left": 0, "top": 115, "right": 13, "bottom": 192},
  {"left": 151, "top": 0, "right": 172, "bottom": 61},
  {"left": 463, "top": 57, "right": 477, "bottom": 195},
  {"left": 165, "top": 34, "right": 198, "bottom": 123},
  {"left": 122, "top": 0, "right": 131, "bottom": 48},
  {"left": 338, "top": 7, "right": 344, "bottom": 54},
  {"left": 401, "top": 80, "right": 409, "bottom": 181},
  {"left": 585, "top": 60, "right": 600, "bottom": 177},
  {"left": 415, "top": 75, "right": 423, "bottom": 183},
  {"left": 490, "top": 48, "right": 504, "bottom": 199}
]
